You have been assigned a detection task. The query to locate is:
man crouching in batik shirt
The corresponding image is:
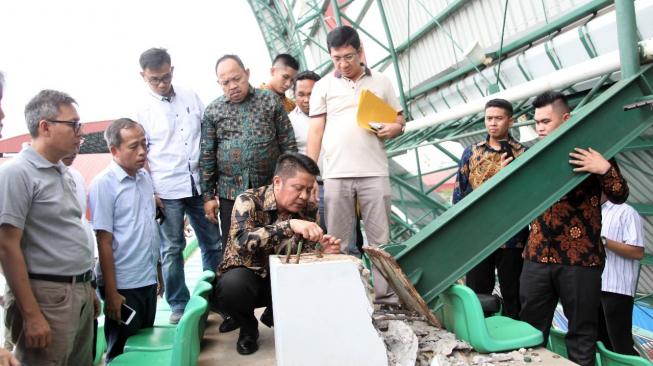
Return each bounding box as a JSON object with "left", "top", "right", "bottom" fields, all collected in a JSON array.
[{"left": 213, "top": 152, "right": 341, "bottom": 355}]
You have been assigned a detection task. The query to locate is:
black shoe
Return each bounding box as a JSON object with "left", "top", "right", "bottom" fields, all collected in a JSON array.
[
  {"left": 219, "top": 316, "right": 240, "bottom": 333},
  {"left": 236, "top": 330, "right": 259, "bottom": 355},
  {"left": 260, "top": 307, "right": 274, "bottom": 328}
]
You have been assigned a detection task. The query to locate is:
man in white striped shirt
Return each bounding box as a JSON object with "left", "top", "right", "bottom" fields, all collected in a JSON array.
[{"left": 599, "top": 193, "right": 645, "bottom": 355}]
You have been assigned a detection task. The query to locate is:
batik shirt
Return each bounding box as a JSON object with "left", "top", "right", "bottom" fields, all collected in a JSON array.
[
  {"left": 452, "top": 135, "right": 529, "bottom": 248},
  {"left": 525, "top": 160, "right": 628, "bottom": 267},
  {"left": 260, "top": 83, "right": 296, "bottom": 113},
  {"left": 218, "top": 184, "right": 318, "bottom": 278},
  {"left": 200, "top": 86, "right": 297, "bottom": 201}
]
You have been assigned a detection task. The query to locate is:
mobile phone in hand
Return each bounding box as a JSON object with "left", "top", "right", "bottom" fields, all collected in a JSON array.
[
  {"left": 369, "top": 122, "right": 384, "bottom": 131},
  {"left": 120, "top": 303, "right": 136, "bottom": 325},
  {"left": 498, "top": 139, "right": 514, "bottom": 160}
]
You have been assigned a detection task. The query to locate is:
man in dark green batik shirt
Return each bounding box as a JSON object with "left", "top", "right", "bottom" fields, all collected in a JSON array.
[{"left": 200, "top": 54, "right": 297, "bottom": 255}]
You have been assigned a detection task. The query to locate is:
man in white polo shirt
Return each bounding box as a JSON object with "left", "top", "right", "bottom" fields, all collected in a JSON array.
[
  {"left": 136, "top": 48, "right": 221, "bottom": 324},
  {"left": 0, "top": 89, "right": 95, "bottom": 365},
  {"left": 306, "top": 25, "right": 405, "bottom": 304},
  {"left": 598, "top": 193, "right": 644, "bottom": 355}
]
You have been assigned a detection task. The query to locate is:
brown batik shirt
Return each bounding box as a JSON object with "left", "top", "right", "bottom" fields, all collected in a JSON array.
[
  {"left": 524, "top": 160, "right": 628, "bottom": 267},
  {"left": 218, "top": 184, "right": 318, "bottom": 278}
]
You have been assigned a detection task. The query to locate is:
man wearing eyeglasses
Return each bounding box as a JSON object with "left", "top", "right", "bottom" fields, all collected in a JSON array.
[
  {"left": 136, "top": 48, "right": 222, "bottom": 325},
  {"left": 200, "top": 54, "right": 297, "bottom": 334},
  {"left": 306, "top": 26, "right": 405, "bottom": 305},
  {"left": 0, "top": 89, "right": 97, "bottom": 365}
]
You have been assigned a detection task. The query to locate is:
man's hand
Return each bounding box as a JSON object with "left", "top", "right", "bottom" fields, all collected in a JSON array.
[
  {"left": 310, "top": 181, "right": 319, "bottom": 205},
  {"left": 289, "top": 219, "right": 324, "bottom": 242},
  {"left": 319, "top": 235, "right": 341, "bottom": 254},
  {"left": 569, "top": 147, "right": 611, "bottom": 175},
  {"left": 500, "top": 152, "right": 514, "bottom": 168},
  {"left": 93, "top": 292, "right": 101, "bottom": 318},
  {"left": 154, "top": 194, "right": 164, "bottom": 211},
  {"left": 156, "top": 264, "right": 165, "bottom": 297},
  {"left": 104, "top": 290, "right": 126, "bottom": 322},
  {"left": 0, "top": 347, "right": 19, "bottom": 366},
  {"left": 24, "top": 312, "right": 51, "bottom": 348},
  {"left": 375, "top": 122, "right": 403, "bottom": 139},
  {"left": 203, "top": 199, "right": 219, "bottom": 224}
]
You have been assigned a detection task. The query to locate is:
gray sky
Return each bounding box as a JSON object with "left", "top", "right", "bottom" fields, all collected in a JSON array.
[{"left": 0, "top": 0, "right": 271, "bottom": 138}]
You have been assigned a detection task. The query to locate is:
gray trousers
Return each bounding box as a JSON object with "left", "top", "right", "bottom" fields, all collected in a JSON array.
[{"left": 324, "top": 176, "right": 399, "bottom": 305}]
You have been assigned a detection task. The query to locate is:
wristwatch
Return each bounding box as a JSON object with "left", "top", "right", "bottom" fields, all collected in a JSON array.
[{"left": 600, "top": 236, "right": 608, "bottom": 248}]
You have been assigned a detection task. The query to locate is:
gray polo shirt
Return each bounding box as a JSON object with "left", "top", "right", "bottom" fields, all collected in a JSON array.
[{"left": 0, "top": 147, "right": 93, "bottom": 275}]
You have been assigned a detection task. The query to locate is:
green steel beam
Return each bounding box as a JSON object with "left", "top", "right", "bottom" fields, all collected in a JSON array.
[
  {"left": 389, "top": 175, "right": 450, "bottom": 212},
  {"left": 394, "top": 65, "right": 653, "bottom": 308},
  {"left": 370, "top": 0, "right": 468, "bottom": 71},
  {"left": 631, "top": 203, "right": 653, "bottom": 216},
  {"left": 375, "top": 0, "right": 409, "bottom": 116},
  {"left": 330, "top": 0, "right": 343, "bottom": 26},
  {"left": 405, "top": 0, "right": 612, "bottom": 101},
  {"left": 621, "top": 135, "right": 653, "bottom": 152},
  {"left": 615, "top": 0, "right": 640, "bottom": 78}
]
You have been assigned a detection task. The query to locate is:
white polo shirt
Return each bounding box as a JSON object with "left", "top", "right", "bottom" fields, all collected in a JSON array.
[
  {"left": 136, "top": 85, "right": 204, "bottom": 199},
  {"left": 309, "top": 68, "right": 402, "bottom": 179},
  {"left": 601, "top": 201, "right": 644, "bottom": 297}
]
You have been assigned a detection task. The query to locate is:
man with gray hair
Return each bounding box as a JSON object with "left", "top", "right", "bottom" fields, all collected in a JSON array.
[
  {"left": 0, "top": 89, "right": 96, "bottom": 365},
  {"left": 90, "top": 118, "right": 160, "bottom": 362}
]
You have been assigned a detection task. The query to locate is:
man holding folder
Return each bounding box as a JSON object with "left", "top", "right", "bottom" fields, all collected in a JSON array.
[{"left": 307, "top": 25, "right": 405, "bottom": 305}]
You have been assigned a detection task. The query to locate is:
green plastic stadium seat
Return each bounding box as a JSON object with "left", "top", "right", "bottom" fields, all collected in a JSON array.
[
  {"left": 547, "top": 327, "right": 568, "bottom": 358},
  {"left": 441, "top": 284, "right": 543, "bottom": 353},
  {"left": 597, "top": 341, "right": 652, "bottom": 366},
  {"left": 110, "top": 296, "right": 207, "bottom": 366}
]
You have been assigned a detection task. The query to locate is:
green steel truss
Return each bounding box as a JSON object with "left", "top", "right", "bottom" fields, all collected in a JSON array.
[{"left": 250, "top": 1, "right": 653, "bottom": 301}]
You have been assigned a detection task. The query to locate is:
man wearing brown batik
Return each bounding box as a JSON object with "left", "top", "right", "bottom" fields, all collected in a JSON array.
[
  {"left": 214, "top": 153, "right": 340, "bottom": 356},
  {"left": 519, "top": 91, "right": 629, "bottom": 366}
]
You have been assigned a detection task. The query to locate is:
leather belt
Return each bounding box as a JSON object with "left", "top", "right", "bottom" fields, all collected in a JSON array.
[{"left": 28, "top": 270, "right": 94, "bottom": 283}]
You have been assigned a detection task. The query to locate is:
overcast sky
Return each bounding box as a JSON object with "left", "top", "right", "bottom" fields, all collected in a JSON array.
[{"left": 0, "top": 0, "right": 271, "bottom": 138}]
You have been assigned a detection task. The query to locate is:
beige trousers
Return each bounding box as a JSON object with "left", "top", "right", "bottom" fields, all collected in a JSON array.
[
  {"left": 324, "top": 176, "right": 399, "bottom": 305},
  {"left": 4, "top": 279, "right": 94, "bottom": 366}
]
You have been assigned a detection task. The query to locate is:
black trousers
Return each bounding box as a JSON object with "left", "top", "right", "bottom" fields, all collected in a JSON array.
[
  {"left": 466, "top": 247, "right": 523, "bottom": 319},
  {"left": 598, "top": 291, "right": 638, "bottom": 355},
  {"left": 215, "top": 267, "right": 272, "bottom": 335},
  {"left": 519, "top": 260, "right": 602, "bottom": 366},
  {"left": 219, "top": 198, "right": 236, "bottom": 251},
  {"left": 99, "top": 284, "right": 157, "bottom": 362}
]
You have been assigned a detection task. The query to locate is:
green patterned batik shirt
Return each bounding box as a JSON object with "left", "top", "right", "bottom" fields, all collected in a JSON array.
[
  {"left": 200, "top": 86, "right": 297, "bottom": 201},
  {"left": 218, "top": 184, "right": 318, "bottom": 278}
]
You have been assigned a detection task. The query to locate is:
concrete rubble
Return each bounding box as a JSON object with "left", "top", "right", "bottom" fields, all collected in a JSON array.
[{"left": 373, "top": 310, "right": 544, "bottom": 366}]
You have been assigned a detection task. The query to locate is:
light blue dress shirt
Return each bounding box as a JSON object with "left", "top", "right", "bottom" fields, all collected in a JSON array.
[{"left": 90, "top": 160, "right": 159, "bottom": 289}]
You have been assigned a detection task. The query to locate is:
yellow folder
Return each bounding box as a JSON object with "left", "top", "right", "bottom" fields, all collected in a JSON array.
[{"left": 356, "top": 89, "right": 397, "bottom": 131}]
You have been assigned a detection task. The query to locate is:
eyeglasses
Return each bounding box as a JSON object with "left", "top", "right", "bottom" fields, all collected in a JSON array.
[
  {"left": 48, "top": 120, "right": 83, "bottom": 135},
  {"left": 331, "top": 53, "right": 358, "bottom": 64},
  {"left": 217, "top": 75, "right": 243, "bottom": 87},
  {"left": 147, "top": 73, "right": 173, "bottom": 86}
]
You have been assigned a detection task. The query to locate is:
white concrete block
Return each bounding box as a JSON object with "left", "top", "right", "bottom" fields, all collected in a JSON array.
[{"left": 270, "top": 254, "right": 388, "bottom": 366}]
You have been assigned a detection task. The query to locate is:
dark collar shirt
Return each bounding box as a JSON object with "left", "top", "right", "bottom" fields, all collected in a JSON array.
[
  {"left": 452, "top": 135, "right": 529, "bottom": 248},
  {"left": 200, "top": 86, "right": 297, "bottom": 201},
  {"left": 218, "top": 184, "right": 318, "bottom": 278},
  {"left": 525, "top": 160, "right": 629, "bottom": 267}
]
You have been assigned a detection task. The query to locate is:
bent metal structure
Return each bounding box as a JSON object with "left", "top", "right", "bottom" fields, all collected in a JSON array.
[{"left": 248, "top": 0, "right": 653, "bottom": 353}]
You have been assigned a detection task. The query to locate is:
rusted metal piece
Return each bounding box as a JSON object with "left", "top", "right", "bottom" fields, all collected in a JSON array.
[
  {"left": 363, "top": 246, "right": 442, "bottom": 327},
  {"left": 294, "top": 239, "right": 304, "bottom": 264},
  {"left": 285, "top": 239, "right": 293, "bottom": 263}
]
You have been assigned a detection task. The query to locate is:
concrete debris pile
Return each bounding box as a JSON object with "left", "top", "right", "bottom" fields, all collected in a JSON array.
[{"left": 373, "top": 312, "right": 543, "bottom": 366}]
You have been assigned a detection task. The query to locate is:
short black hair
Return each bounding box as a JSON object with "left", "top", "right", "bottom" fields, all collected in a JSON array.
[
  {"left": 139, "top": 48, "right": 171, "bottom": 70},
  {"left": 215, "top": 54, "right": 245, "bottom": 73},
  {"left": 327, "top": 26, "right": 360, "bottom": 53},
  {"left": 485, "top": 98, "right": 513, "bottom": 117},
  {"left": 532, "top": 91, "right": 570, "bottom": 112},
  {"left": 273, "top": 54, "right": 299, "bottom": 71},
  {"left": 274, "top": 152, "right": 320, "bottom": 179},
  {"left": 293, "top": 70, "right": 321, "bottom": 91}
]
